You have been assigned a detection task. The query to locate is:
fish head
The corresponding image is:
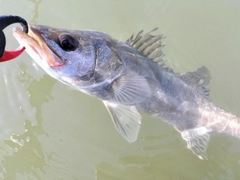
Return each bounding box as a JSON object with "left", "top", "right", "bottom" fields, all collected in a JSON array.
[{"left": 13, "top": 25, "right": 122, "bottom": 90}]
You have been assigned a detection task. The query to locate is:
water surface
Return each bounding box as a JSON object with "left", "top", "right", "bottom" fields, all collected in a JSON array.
[{"left": 0, "top": 0, "right": 240, "bottom": 179}]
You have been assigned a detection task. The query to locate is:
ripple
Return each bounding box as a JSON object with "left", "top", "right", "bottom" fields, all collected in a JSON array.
[{"left": 0, "top": 64, "right": 37, "bottom": 141}]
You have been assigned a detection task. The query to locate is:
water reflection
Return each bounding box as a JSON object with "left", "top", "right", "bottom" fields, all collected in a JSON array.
[
  {"left": 27, "top": 0, "right": 42, "bottom": 24},
  {"left": 96, "top": 134, "right": 240, "bottom": 180},
  {"left": 0, "top": 67, "right": 56, "bottom": 179}
]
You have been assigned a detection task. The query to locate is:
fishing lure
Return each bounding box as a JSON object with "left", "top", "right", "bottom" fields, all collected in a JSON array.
[{"left": 0, "top": 15, "right": 28, "bottom": 62}]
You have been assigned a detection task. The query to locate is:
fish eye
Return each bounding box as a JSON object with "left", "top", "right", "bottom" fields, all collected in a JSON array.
[{"left": 58, "top": 34, "right": 76, "bottom": 51}]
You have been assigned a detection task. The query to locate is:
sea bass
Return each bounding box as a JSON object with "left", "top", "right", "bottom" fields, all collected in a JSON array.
[{"left": 13, "top": 25, "right": 240, "bottom": 159}]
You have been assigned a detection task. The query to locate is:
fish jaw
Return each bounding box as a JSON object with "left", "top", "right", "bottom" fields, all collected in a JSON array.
[
  {"left": 13, "top": 25, "right": 98, "bottom": 85},
  {"left": 12, "top": 25, "right": 64, "bottom": 68}
]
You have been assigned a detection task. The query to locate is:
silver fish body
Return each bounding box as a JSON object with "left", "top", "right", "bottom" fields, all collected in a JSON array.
[{"left": 13, "top": 25, "right": 240, "bottom": 159}]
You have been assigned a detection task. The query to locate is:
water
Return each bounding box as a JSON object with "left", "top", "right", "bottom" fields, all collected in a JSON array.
[{"left": 0, "top": 0, "right": 240, "bottom": 179}]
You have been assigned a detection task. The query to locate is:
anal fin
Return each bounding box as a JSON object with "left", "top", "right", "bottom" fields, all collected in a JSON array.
[{"left": 180, "top": 127, "right": 211, "bottom": 160}]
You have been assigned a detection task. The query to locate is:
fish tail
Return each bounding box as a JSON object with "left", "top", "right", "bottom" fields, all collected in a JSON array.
[
  {"left": 213, "top": 115, "right": 240, "bottom": 139},
  {"left": 206, "top": 105, "right": 240, "bottom": 139},
  {"left": 180, "top": 104, "right": 240, "bottom": 160}
]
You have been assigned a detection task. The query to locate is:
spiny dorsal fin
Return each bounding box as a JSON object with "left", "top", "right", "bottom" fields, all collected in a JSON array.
[
  {"left": 126, "top": 28, "right": 166, "bottom": 66},
  {"left": 181, "top": 66, "right": 211, "bottom": 96}
]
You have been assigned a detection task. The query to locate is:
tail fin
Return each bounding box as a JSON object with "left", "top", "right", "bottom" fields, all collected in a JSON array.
[
  {"left": 208, "top": 107, "right": 240, "bottom": 139},
  {"left": 180, "top": 105, "right": 240, "bottom": 160}
]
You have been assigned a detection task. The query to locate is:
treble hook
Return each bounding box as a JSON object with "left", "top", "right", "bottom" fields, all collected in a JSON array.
[{"left": 0, "top": 15, "right": 28, "bottom": 62}]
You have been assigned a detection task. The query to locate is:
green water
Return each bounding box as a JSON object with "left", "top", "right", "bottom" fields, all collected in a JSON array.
[{"left": 0, "top": 0, "right": 240, "bottom": 179}]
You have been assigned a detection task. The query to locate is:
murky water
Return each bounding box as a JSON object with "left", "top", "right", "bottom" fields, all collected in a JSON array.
[{"left": 0, "top": 0, "right": 240, "bottom": 179}]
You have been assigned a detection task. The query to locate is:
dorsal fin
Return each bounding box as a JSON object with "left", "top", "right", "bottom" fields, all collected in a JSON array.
[
  {"left": 126, "top": 28, "right": 166, "bottom": 66},
  {"left": 126, "top": 30, "right": 210, "bottom": 96},
  {"left": 181, "top": 66, "right": 211, "bottom": 96}
]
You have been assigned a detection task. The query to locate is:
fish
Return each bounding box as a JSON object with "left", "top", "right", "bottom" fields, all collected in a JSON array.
[{"left": 12, "top": 25, "right": 240, "bottom": 160}]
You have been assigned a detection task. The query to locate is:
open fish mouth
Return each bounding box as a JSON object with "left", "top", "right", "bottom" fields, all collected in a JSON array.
[{"left": 13, "top": 25, "right": 65, "bottom": 67}]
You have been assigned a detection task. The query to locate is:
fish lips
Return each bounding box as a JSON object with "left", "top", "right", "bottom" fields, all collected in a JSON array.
[
  {"left": 13, "top": 25, "right": 65, "bottom": 68},
  {"left": 29, "top": 26, "right": 65, "bottom": 67}
]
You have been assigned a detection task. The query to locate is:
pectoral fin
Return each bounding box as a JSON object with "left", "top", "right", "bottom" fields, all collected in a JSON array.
[
  {"left": 103, "top": 101, "right": 141, "bottom": 142},
  {"left": 180, "top": 127, "right": 211, "bottom": 160},
  {"left": 110, "top": 74, "right": 153, "bottom": 105}
]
